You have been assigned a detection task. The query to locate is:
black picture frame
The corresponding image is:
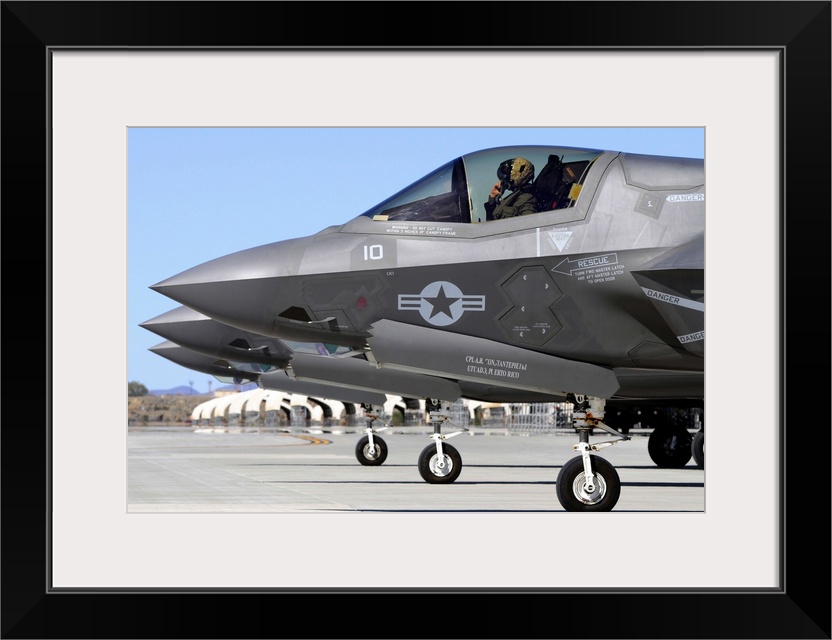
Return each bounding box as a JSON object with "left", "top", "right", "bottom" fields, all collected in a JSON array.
[{"left": 3, "top": 2, "right": 829, "bottom": 638}]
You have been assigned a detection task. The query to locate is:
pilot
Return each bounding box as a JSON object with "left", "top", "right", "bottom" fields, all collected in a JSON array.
[{"left": 484, "top": 157, "right": 539, "bottom": 220}]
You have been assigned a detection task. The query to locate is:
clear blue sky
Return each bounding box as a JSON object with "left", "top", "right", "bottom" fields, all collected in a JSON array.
[{"left": 128, "top": 127, "right": 704, "bottom": 392}]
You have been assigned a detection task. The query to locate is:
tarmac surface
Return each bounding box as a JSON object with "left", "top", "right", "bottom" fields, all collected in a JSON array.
[{"left": 127, "top": 426, "right": 705, "bottom": 513}]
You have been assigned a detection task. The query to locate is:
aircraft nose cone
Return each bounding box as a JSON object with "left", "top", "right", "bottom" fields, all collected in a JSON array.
[
  {"left": 140, "top": 305, "right": 210, "bottom": 335},
  {"left": 150, "top": 240, "right": 305, "bottom": 337},
  {"left": 140, "top": 305, "right": 293, "bottom": 366}
]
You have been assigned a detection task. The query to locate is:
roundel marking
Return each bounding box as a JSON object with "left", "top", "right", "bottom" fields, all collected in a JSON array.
[{"left": 397, "top": 281, "right": 486, "bottom": 327}]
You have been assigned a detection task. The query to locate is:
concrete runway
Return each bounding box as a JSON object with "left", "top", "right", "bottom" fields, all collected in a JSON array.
[{"left": 128, "top": 426, "right": 704, "bottom": 513}]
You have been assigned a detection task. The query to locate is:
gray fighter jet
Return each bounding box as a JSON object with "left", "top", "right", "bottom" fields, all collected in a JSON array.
[{"left": 149, "top": 145, "right": 705, "bottom": 511}]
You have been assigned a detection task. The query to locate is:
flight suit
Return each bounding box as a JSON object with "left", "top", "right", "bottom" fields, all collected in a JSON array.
[{"left": 484, "top": 185, "right": 540, "bottom": 220}]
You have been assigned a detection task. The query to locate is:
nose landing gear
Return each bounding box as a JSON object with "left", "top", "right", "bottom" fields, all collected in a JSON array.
[
  {"left": 556, "top": 395, "right": 628, "bottom": 512},
  {"left": 354, "top": 404, "right": 389, "bottom": 466},
  {"left": 417, "top": 400, "right": 468, "bottom": 484},
  {"left": 408, "top": 396, "right": 631, "bottom": 512}
]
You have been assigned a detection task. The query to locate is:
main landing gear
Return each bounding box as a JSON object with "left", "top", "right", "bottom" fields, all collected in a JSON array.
[
  {"left": 691, "top": 429, "right": 704, "bottom": 468},
  {"left": 647, "top": 417, "right": 699, "bottom": 468},
  {"left": 555, "top": 395, "right": 629, "bottom": 512},
  {"left": 354, "top": 404, "right": 390, "bottom": 466}
]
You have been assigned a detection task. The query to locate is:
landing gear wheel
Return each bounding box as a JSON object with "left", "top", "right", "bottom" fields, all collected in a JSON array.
[
  {"left": 692, "top": 431, "right": 704, "bottom": 468},
  {"left": 418, "top": 443, "right": 462, "bottom": 484},
  {"left": 648, "top": 424, "right": 693, "bottom": 468},
  {"left": 556, "top": 455, "right": 621, "bottom": 512},
  {"left": 355, "top": 435, "right": 388, "bottom": 466}
]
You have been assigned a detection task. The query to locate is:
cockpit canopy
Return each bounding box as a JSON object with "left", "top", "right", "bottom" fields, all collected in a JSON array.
[{"left": 358, "top": 145, "right": 603, "bottom": 224}]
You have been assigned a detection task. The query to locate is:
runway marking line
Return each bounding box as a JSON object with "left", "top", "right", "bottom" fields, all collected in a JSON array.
[{"left": 289, "top": 434, "right": 332, "bottom": 446}]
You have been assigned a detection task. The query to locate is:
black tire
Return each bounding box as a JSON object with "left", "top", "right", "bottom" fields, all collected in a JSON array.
[
  {"left": 692, "top": 430, "right": 704, "bottom": 468},
  {"left": 648, "top": 424, "right": 693, "bottom": 468},
  {"left": 418, "top": 443, "right": 462, "bottom": 484},
  {"left": 555, "top": 455, "right": 621, "bottom": 512},
  {"left": 355, "top": 434, "right": 388, "bottom": 466}
]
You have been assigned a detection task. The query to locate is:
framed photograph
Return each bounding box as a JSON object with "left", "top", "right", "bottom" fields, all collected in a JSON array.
[{"left": 4, "top": 2, "right": 829, "bottom": 638}]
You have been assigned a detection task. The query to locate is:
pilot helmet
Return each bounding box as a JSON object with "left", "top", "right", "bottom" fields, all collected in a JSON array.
[{"left": 497, "top": 157, "right": 535, "bottom": 190}]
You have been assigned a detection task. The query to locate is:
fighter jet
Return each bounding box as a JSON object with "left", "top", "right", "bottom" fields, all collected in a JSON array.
[{"left": 150, "top": 144, "right": 705, "bottom": 511}]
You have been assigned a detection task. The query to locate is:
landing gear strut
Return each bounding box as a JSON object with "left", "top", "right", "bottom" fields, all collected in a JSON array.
[
  {"left": 556, "top": 395, "right": 628, "bottom": 512},
  {"left": 417, "top": 400, "right": 468, "bottom": 484},
  {"left": 354, "top": 404, "right": 389, "bottom": 466}
]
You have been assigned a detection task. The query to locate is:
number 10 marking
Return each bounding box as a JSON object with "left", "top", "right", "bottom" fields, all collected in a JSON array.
[{"left": 363, "top": 245, "right": 383, "bottom": 260}]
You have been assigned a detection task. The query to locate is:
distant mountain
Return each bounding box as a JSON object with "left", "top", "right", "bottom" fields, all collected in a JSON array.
[
  {"left": 216, "top": 383, "right": 259, "bottom": 392},
  {"left": 149, "top": 385, "right": 202, "bottom": 396},
  {"left": 149, "top": 383, "right": 258, "bottom": 396}
]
